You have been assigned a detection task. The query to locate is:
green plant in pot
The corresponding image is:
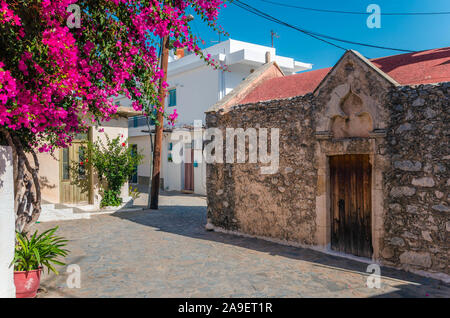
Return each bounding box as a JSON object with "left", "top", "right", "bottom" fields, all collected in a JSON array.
[{"left": 11, "top": 227, "right": 69, "bottom": 298}]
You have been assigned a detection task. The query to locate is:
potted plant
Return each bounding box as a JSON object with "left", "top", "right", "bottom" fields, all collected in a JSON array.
[{"left": 11, "top": 227, "right": 69, "bottom": 298}]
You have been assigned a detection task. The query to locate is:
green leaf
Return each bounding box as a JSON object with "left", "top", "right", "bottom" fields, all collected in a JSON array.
[{"left": 13, "top": 227, "right": 68, "bottom": 274}]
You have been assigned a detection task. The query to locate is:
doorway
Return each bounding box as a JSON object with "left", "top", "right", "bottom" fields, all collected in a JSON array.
[
  {"left": 60, "top": 136, "right": 91, "bottom": 204},
  {"left": 183, "top": 143, "right": 194, "bottom": 192},
  {"left": 329, "top": 154, "right": 373, "bottom": 258},
  {"left": 129, "top": 144, "right": 138, "bottom": 184}
]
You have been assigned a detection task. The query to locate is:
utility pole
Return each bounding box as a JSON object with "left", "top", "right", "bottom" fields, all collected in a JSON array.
[
  {"left": 149, "top": 13, "right": 194, "bottom": 209},
  {"left": 149, "top": 35, "right": 170, "bottom": 209},
  {"left": 271, "top": 30, "right": 279, "bottom": 48}
]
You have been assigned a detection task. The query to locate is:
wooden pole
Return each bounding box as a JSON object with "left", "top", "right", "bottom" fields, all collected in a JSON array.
[
  {"left": 149, "top": 35, "right": 170, "bottom": 209},
  {"left": 270, "top": 30, "right": 279, "bottom": 48}
]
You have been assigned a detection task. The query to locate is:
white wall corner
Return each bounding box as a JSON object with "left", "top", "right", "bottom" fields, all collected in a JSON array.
[{"left": 0, "top": 146, "right": 16, "bottom": 298}]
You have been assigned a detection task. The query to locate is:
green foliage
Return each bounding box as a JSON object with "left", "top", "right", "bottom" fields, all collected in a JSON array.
[
  {"left": 101, "top": 189, "right": 123, "bottom": 208},
  {"left": 73, "top": 134, "right": 143, "bottom": 207},
  {"left": 11, "top": 227, "right": 69, "bottom": 274},
  {"left": 129, "top": 185, "right": 141, "bottom": 201}
]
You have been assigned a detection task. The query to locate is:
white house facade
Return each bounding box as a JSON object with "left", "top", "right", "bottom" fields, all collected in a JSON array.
[{"left": 117, "top": 39, "right": 312, "bottom": 195}]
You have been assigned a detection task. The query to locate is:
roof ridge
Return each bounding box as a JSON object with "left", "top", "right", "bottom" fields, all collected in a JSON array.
[
  {"left": 206, "top": 61, "right": 284, "bottom": 113},
  {"left": 232, "top": 47, "right": 449, "bottom": 106}
]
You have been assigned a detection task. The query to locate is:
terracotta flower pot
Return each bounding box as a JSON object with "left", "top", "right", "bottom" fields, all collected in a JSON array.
[{"left": 14, "top": 268, "right": 42, "bottom": 298}]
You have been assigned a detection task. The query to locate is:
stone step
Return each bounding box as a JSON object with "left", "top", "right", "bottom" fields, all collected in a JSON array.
[
  {"left": 38, "top": 205, "right": 91, "bottom": 223},
  {"left": 38, "top": 198, "right": 140, "bottom": 222}
]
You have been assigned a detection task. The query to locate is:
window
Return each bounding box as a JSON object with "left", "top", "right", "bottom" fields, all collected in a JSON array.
[
  {"left": 129, "top": 145, "right": 138, "bottom": 183},
  {"left": 78, "top": 146, "right": 86, "bottom": 179},
  {"left": 168, "top": 88, "right": 176, "bottom": 107},
  {"left": 74, "top": 133, "right": 88, "bottom": 141},
  {"left": 62, "top": 148, "right": 69, "bottom": 180}
]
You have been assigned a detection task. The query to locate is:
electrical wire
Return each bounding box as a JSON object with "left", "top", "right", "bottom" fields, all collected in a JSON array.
[
  {"left": 233, "top": 0, "right": 347, "bottom": 51},
  {"left": 258, "top": 0, "right": 450, "bottom": 16},
  {"left": 234, "top": 0, "right": 417, "bottom": 53}
]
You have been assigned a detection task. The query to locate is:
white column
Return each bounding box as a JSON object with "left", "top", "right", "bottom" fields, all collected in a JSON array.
[{"left": 0, "top": 146, "right": 16, "bottom": 298}]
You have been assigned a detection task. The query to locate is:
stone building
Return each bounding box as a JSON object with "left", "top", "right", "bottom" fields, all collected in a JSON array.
[{"left": 205, "top": 48, "right": 449, "bottom": 278}]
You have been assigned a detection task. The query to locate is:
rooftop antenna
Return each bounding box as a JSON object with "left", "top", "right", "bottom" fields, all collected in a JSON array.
[{"left": 271, "top": 30, "right": 279, "bottom": 48}]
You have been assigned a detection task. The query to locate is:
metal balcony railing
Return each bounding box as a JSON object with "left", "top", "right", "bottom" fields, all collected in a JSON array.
[{"left": 128, "top": 115, "right": 154, "bottom": 128}]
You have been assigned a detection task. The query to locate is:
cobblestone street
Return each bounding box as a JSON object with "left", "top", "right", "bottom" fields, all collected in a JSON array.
[{"left": 36, "top": 192, "right": 449, "bottom": 298}]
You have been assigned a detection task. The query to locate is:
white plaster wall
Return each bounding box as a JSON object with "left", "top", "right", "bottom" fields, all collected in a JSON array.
[
  {"left": 228, "top": 39, "right": 276, "bottom": 57},
  {"left": 225, "top": 64, "right": 254, "bottom": 95},
  {"left": 166, "top": 58, "right": 258, "bottom": 127},
  {"left": 166, "top": 65, "right": 219, "bottom": 126},
  {"left": 128, "top": 125, "right": 147, "bottom": 137},
  {"left": 30, "top": 149, "right": 60, "bottom": 204},
  {"left": 162, "top": 134, "right": 182, "bottom": 191},
  {"left": 194, "top": 153, "right": 207, "bottom": 195},
  {"left": 129, "top": 135, "right": 153, "bottom": 179},
  {"left": 0, "top": 146, "right": 16, "bottom": 298},
  {"left": 92, "top": 118, "right": 130, "bottom": 207},
  {"left": 161, "top": 132, "right": 206, "bottom": 195}
]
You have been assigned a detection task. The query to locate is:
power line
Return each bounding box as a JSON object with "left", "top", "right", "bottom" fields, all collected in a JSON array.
[
  {"left": 258, "top": 0, "right": 450, "bottom": 16},
  {"left": 233, "top": 0, "right": 417, "bottom": 53},
  {"left": 233, "top": 0, "right": 348, "bottom": 51}
]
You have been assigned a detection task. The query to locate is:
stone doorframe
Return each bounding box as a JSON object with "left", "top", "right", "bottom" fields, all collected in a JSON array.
[{"left": 313, "top": 136, "right": 387, "bottom": 261}]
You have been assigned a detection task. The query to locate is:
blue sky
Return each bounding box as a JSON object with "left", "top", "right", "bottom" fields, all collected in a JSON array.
[{"left": 191, "top": 0, "right": 450, "bottom": 70}]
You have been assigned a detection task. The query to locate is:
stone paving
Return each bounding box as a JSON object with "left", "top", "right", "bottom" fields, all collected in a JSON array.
[{"left": 35, "top": 192, "right": 449, "bottom": 298}]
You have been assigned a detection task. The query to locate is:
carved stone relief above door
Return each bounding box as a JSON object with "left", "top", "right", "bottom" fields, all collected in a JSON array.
[{"left": 330, "top": 90, "right": 374, "bottom": 138}]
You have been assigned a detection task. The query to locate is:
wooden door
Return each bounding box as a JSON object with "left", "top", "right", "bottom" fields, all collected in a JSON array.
[
  {"left": 330, "top": 154, "right": 372, "bottom": 258},
  {"left": 60, "top": 142, "right": 90, "bottom": 204},
  {"left": 184, "top": 144, "right": 194, "bottom": 191}
]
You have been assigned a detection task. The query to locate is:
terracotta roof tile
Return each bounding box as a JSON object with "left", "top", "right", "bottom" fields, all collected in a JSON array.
[
  {"left": 371, "top": 47, "right": 450, "bottom": 85},
  {"left": 240, "top": 68, "right": 331, "bottom": 104},
  {"left": 239, "top": 47, "right": 450, "bottom": 105}
]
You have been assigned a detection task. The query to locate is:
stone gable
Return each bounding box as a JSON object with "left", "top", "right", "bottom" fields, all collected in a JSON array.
[{"left": 205, "top": 52, "right": 449, "bottom": 278}]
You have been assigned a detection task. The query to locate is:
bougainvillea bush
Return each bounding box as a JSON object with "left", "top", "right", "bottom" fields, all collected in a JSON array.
[{"left": 0, "top": 0, "right": 226, "bottom": 233}]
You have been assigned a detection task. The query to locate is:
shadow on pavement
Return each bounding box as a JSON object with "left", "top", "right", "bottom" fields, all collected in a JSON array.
[{"left": 111, "top": 198, "right": 450, "bottom": 298}]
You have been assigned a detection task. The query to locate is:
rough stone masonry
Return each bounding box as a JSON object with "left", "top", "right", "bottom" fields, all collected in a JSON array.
[
  {"left": 383, "top": 84, "right": 449, "bottom": 275},
  {"left": 205, "top": 51, "right": 449, "bottom": 278}
]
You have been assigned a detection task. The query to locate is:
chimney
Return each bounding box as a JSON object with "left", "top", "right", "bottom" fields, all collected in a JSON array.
[
  {"left": 175, "top": 48, "right": 185, "bottom": 60},
  {"left": 265, "top": 51, "right": 271, "bottom": 63}
]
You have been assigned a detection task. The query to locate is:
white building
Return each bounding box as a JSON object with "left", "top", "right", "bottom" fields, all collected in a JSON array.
[{"left": 117, "top": 39, "right": 312, "bottom": 195}]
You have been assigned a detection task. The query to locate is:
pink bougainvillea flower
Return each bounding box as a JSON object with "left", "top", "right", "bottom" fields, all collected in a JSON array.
[{"left": 0, "top": 0, "right": 227, "bottom": 153}]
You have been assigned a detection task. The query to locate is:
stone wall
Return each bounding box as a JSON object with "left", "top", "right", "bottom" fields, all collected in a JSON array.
[
  {"left": 382, "top": 83, "right": 449, "bottom": 274},
  {"left": 206, "top": 95, "right": 318, "bottom": 245},
  {"left": 206, "top": 82, "right": 449, "bottom": 276}
]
